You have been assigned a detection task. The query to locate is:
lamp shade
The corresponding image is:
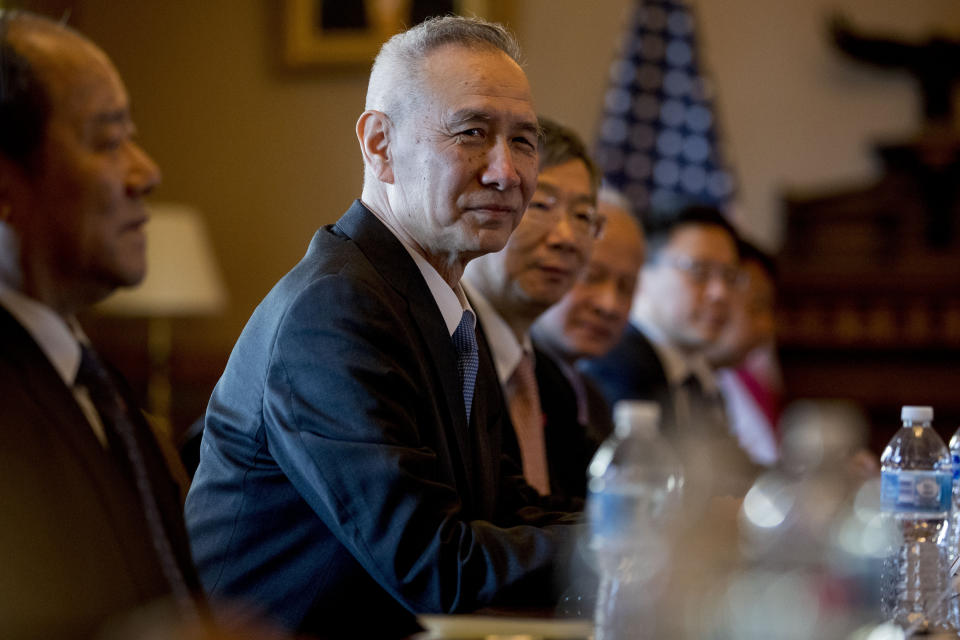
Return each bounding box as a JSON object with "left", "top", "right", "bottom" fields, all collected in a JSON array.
[{"left": 97, "top": 203, "right": 227, "bottom": 317}]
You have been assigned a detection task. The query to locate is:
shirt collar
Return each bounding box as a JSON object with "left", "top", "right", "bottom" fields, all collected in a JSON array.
[
  {"left": 462, "top": 280, "right": 531, "bottom": 385},
  {"left": 0, "top": 226, "right": 84, "bottom": 388},
  {"left": 396, "top": 236, "right": 472, "bottom": 337},
  {"left": 631, "top": 317, "right": 717, "bottom": 394}
]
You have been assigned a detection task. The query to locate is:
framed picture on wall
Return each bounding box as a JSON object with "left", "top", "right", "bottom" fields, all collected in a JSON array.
[{"left": 282, "top": 0, "right": 509, "bottom": 67}]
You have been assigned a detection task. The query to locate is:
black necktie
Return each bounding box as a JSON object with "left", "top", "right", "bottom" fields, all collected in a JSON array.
[
  {"left": 75, "top": 344, "right": 195, "bottom": 613},
  {"left": 680, "top": 372, "right": 728, "bottom": 433}
]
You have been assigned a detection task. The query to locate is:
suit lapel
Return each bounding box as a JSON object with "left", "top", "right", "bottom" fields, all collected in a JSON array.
[
  {"left": 332, "top": 202, "right": 477, "bottom": 500},
  {"left": 0, "top": 307, "right": 117, "bottom": 475},
  {"left": 625, "top": 324, "right": 670, "bottom": 390},
  {"left": 625, "top": 325, "right": 679, "bottom": 432},
  {"left": 0, "top": 307, "right": 176, "bottom": 593}
]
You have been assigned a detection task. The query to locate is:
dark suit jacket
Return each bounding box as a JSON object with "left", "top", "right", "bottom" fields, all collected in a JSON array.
[
  {"left": 582, "top": 323, "right": 758, "bottom": 496},
  {"left": 0, "top": 306, "right": 199, "bottom": 639},
  {"left": 581, "top": 371, "right": 615, "bottom": 447},
  {"left": 185, "top": 202, "right": 576, "bottom": 639},
  {"left": 466, "top": 302, "right": 600, "bottom": 510},
  {"left": 580, "top": 323, "right": 676, "bottom": 430},
  {"left": 531, "top": 346, "right": 608, "bottom": 510}
]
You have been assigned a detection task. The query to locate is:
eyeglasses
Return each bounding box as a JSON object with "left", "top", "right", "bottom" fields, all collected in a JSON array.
[
  {"left": 658, "top": 254, "right": 742, "bottom": 288},
  {"left": 524, "top": 193, "right": 606, "bottom": 239}
]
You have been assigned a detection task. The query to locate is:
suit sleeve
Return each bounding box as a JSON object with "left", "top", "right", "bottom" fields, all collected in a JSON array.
[{"left": 263, "top": 274, "right": 577, "bottom": 614}]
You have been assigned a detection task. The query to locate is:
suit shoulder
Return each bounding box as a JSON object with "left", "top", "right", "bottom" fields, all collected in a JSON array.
[{"left": 262, "top": 227, "right": 403, "bottom": 321}]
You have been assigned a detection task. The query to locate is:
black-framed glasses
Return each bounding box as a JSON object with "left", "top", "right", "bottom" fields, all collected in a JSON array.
[
  {"left": 659, "top": 254, "right": 741, "bottom": 288},
  {"left": 524, "top": 193, "right": 606, "bottom": 239}
]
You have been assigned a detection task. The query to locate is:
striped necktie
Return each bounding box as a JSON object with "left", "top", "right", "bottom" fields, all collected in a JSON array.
[{"left": 75, "top": 344, "right": 195, "bottom": 614}]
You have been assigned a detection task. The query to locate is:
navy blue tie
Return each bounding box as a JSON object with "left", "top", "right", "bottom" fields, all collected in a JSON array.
[
  {"left": 75, "top": 344, "right": 195, "bottom": 614},
  {"left": 451, "top": 310, "right": 479, "bottom": 424}
]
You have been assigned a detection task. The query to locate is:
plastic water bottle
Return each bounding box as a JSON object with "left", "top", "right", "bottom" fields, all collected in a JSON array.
[
  {"left": 880, "top": 405, "right": 954, "bottom": 634},
  {"left": 948, "top": 426, "right": 960, "bottom": 561},
  {"left": 948, "top": 424, "right": 960, "bottom": 626},
  {"left": 587, "top": 401, "right": 684, "bottom": 640}
]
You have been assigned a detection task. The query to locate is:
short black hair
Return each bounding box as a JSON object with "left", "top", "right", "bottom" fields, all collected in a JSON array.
[
  {"left": 0, "top": 10, "right": 52, "bottom": 169},
  {"left": 643, "top": 204, "right": 739, "bottom": 263},
  {"left": 737, "top": 237, "right": 777, "bottom": 281},
  {"left": 537, "top": 115, "right": 600, "bottom": 195}
]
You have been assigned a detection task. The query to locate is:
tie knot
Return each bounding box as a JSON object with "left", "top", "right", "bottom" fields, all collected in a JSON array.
[
  {"left": 452, "top": 310, "right": 477, "bottom": 357},
  {"left": 76, "top": 343, "right": 109, "bottom": 389},
  {"left": 681, "top": 371, "right": 704, "bottom": 394},
  {"left": 75, "top": 343, "right": 131, "bottom": 422}
]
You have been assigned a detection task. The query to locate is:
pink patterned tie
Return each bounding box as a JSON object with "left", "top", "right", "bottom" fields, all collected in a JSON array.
[{"left": 507, "top": 351, "right": 550, "bottom": 495}]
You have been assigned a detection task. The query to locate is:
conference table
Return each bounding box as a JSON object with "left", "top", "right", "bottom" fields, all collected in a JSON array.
[{"left": 408, "top": 614, "right": 593, "bottom": 639}]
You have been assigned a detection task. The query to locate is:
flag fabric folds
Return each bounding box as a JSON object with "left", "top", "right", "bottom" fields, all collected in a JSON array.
[{"left": 595, "top": 0, "right": 735, "bottom": 216}]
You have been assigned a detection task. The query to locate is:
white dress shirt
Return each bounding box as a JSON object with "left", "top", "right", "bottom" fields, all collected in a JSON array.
[
  {"left": 631, "top": 318, "right": 720, "bottom": 432},
  {"left": 717, "top": 368, "right": 778, "bottom": 466},
  {"left": 0, "top": 221, "right": 107, "bottom": 445},
  {"left": 460, "top": 280, "right": 533, "bottom": 385},
  {"left": 396, "top": 237, "right": 473, "bottom": 337}
]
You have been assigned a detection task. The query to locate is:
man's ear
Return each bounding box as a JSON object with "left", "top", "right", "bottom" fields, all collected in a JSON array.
[{"left": 356, "top": 110, "right": 395, "bottom": 184}]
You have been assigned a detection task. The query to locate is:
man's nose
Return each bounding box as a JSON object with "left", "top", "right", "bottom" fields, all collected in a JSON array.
[
  {"left": 126, "top": 142, "right": 161, "bottom": 197},
  {"left": 704, "top": 273, "right": 732, "bottom": 300},
  {"left": 545, "top": 211, "right": 581, "bottom": 251},
  {"left": 590, "top": 279, "right": 621, "bottom": 317},
  {"left": 480, "top": 138, "right": 521, "bottom": 191}
]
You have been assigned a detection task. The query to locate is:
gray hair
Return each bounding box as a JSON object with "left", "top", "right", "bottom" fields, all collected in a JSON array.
[{"left": 365, "top": 15, "right": 523, "bottom": 122}]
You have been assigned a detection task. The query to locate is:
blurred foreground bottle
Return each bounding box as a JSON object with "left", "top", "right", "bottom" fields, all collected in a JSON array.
[
  {"left": 880, "top": 405, "right": 954, "bottom": 635},
  {"left": 694, "top": 400, "right": 891, "bottom": 639},
  {"left": 587, "top": 401, "right": 683, "bottom": 640}
]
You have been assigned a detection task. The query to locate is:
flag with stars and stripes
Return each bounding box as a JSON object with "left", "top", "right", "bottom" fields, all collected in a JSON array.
[{"left": 595, "top": 0, "right": 735, "bottom": 216}]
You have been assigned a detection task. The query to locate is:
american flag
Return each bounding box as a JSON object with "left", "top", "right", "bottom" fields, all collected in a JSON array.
[{"left": 595, "top": 0, "right": 735, "bottom": 216}]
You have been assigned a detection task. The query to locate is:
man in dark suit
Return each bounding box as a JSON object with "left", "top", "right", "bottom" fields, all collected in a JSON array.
[
  {"left": 531, "top": 189, "right": 645, "bottom": 449},
  {"left": 0, "top": 11, "right": 201, "bottom": 638},
  {"left": 582, "top": 206, "right": 756, "bottom": 495},
  {"left": 185, "top": 17, "right": 578, "bottom": 639},
  {"left": 583, "top": 206, "right": 739, "bottom": 428},
  {"left": 462, "top": 118, "right": 603, "bottom": 508}
]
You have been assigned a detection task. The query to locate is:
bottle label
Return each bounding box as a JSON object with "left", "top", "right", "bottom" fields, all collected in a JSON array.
[
  {"left": 881, "top": 470, "right": 952, "bottom": 514},
  {"left": 953, "top": 454, "right": 960, "bottom": 481}
]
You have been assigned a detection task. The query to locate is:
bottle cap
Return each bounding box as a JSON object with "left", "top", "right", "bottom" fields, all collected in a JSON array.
[
  {"left": 613, "top": 400, "right": 661, "bottom": 438},
  {"left": 901, "top": 405, "right": 933, "bottom": 423}
]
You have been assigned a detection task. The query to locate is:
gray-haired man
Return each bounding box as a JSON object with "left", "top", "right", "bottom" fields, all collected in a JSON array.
[{"left": 186, "top": 16, "right": 577, "bottom": 638}]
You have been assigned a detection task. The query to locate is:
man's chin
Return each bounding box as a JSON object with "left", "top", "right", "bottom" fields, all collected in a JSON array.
[
  {"left": 471, "top": 230, "right": 514, "bottom": 256},
  {"left": 111, "top": 265, "right": 148, "bottom": 292},
  {"left": 570, "top": 339, "right": 607, "bottom": 361},
  {"left": 675, "top": 330, "right": 714, "bottom": 353},
  {"left": 573, "top": 331, "right": 616, "bottom": 360},
  {"left": 526, "top": 280, "right": 572, "bottom": 310}
]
